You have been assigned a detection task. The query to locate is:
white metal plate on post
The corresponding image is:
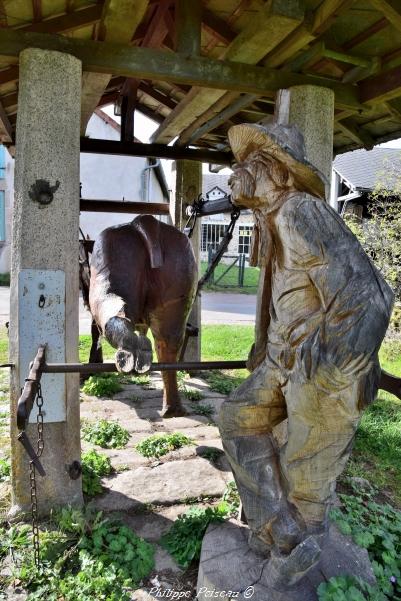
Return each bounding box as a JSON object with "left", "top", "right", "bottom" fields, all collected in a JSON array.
[{"left": 19, "top": 269, "right": 66, "bottom": 423}]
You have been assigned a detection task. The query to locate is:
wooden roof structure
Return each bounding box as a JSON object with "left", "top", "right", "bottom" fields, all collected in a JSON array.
[{"left": 0, "top": 0, "right": 401, "bottom": 162}]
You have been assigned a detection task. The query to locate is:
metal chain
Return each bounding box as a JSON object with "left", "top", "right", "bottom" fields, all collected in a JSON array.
[{"left": 29, "top": 382, "right": 44, "bottom": 568}]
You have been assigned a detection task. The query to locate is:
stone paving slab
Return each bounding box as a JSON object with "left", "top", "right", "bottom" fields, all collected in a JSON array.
[
  {"left": 91, "top": 457, "right": 230, "bottom": 512},
  {"left": 121, "top": 505, "right": 192, "bottom": 542}
]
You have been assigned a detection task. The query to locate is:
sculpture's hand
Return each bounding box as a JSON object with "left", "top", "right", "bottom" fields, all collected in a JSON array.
[
  {"left": 247, "top": 342, "right": 266, "bottom": 372},
  {"left": 296, "top": 329, "right": 322, "bottom": 380}
]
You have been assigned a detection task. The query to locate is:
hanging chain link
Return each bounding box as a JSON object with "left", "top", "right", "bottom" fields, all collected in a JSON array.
[{"left": 29, "top": 382, "right": 44, "bottom": 568}]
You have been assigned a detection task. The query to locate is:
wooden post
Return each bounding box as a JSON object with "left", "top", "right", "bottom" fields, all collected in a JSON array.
[
  {"left": 175, "top": 0, "right": 202, "bottom": 56},
  {"left": 175, "top": 159, "right": 202, "bottom": 362}
]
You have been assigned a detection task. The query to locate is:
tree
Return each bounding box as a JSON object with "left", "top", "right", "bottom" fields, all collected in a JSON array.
[{"left": 343, "top": 154, "right": 401, "bottom": 305}]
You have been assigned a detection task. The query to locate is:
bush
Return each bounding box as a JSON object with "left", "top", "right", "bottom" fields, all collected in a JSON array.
[
  {"left": 82, "top": 420, "right": 130, "bottom": 449},
  {"left": 81, "top": 449, "right": 112, "bottom": 496},
  {"left": 161, "top": 504, "right": 228, "bottom": 568},
  {"left": 136, "top": 432, "right": 193, "bottom": 458},
  {"left": 81, "top": 374, "right": 122, "bottom": 397}
]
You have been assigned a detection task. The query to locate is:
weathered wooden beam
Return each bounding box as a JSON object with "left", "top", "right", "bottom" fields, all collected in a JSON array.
[
  {"left": 80, "top": 199, "right": 170, "bottom": 215},
  {"left": 312, "top": 0, "right": 355, "bottom": 35},
  {"left": 0, "top": 99, "right": 12, "bottom": 143},
  {"left": 151, "top": 1, "right": 306, "bottom": 144},
  {"left": 80, "top": 137, "right": 233, "bottom": 164},
  {"left": 0, "top": 65, "right": 18, "bottom": 86},
  {"left": 202, "top": 9, "right": 236, "bottom": 45},
  {"left": 175, "top": 0, "right": 202, "bottom": 56},
  {"left": 322, "top": 48, "right": 373, "bottom": 68},
  {"left": 343, "top": 17, "right": 388, "bottom": 50},
  {"left": 0, "top": 29, "right": 362, "bottom": 111},
  {"left": 18, "top": 4, "right": 104, "bottom": 34},
  {"left": 337, "top": 117, "right": 374, "bottom": 149},
  {"left": 386, "top": 97, "right": 401, "bottom": 120},
  {"left": 80, "top": 0, "right": 150, "bottom": 134},
  {"left": 0, "top": 91, "right": 17, "bottom": 110},
  {"left": 139, "top": 82, "right": 177, "bottom": 110},
  {"left": 32, "top": 0, "right": 42, "bottom": 22},
  {"left": 369, "top": 0, "right": 401, "bottom": 33},
  {"left": 178, "top": 93, "right": 258, "bottom": 145},
  {"left": 359, "top": 64, "right": 401, "bottom": 103},
  {"left": 120, "top": 79, "right": 138, "bottom": 142},
  {"left": 136, "top": 103, "right": 164, "bottom": 124}
]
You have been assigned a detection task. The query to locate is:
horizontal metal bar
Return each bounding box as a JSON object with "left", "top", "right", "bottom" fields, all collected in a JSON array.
[
  {"left": 80, "top": 199, "right": 170, "bottom": 215},
  {"left": 43, "top": 360, "right": 247, "bottom": 374}
]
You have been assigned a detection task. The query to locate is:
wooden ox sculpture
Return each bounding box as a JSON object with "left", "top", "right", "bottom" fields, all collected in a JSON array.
[{"left": 80, "top": 215, "right": 197, "bottom": 417}]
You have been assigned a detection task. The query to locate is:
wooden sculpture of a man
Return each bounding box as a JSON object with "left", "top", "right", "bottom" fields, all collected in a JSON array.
[{"left": 219, "top": 122, "right": 394, "bottom": 587}]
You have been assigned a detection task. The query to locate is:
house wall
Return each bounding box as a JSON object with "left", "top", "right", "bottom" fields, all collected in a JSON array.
[
  {"left": 0, "top": 113, "right": 169, "bottom": 273},
  {"left": 0, "top": 147, "right": 15, "bottom": 274},
  {"left": 79, "top": 113, "right": 168, "bottom": 240}
]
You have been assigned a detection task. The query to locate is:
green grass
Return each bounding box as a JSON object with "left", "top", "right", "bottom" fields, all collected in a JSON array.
[
  {"left": 200, "top": 261, "right": 259, "bottom": 294},
  {"left": 339, "top": 340, "right": 401, "bottom": 503}
]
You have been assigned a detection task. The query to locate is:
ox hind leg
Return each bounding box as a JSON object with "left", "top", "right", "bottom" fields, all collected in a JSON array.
[
  {"left": 89, "top": 320, "right": 103, "bottom": 364},
  {"left": 150, "top": 304, "right": 188, "bottom": 418},
  {"left": 104, "top": 315, "right": 152, "bottom": 374}
]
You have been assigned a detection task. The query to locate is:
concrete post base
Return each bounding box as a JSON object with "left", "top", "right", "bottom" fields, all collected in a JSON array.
[{"left": 197, "top": 521, "right": 375, "bottom": 601}]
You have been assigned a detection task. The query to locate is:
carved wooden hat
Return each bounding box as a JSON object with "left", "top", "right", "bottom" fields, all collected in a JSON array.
[{"left": 228, "top": 123, "right": 327, "bottom": 200}]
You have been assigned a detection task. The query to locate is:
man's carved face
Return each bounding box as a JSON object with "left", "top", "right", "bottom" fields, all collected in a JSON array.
[{"left": 229, "top": 151, "right": 292, "bottom": 210}]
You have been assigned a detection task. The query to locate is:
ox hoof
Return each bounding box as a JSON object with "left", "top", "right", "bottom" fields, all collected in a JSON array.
[
  {"left": 115, "top": 350, "right": 135, "bottom": 373},
  {"left": 160, "top": 405, "right": 187, "bottom": 418},
  {"left": 135, "top": 335, "right": 153, "bottom": 373}
]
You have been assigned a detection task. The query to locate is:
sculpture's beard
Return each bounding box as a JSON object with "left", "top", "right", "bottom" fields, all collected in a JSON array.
[{"left": 229, "top": 167, "right": 256, "bottom": 206}]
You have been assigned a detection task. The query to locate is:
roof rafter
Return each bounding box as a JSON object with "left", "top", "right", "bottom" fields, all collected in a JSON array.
[
  {"left": 151, "top": 0, "right": 304, "bottom": 144},
  {"left": 369, "top": 0, "right": 401, "bottom": 33},
  {"left": 0, "top": 98, "right": 12, "bottom": 142},
  {"left": 80, "top": 0, "right": 150, "bottom": 134},
  {"left": 17, "top": 4, "right": 104, "bottom": 34}
]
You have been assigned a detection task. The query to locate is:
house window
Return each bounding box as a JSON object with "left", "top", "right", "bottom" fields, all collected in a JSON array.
[
  {"left": 0, "top": 192, "right": 5, "bottom": 242},
  {"left": 201, "top": 223, "right": 226, "bottom": 252},
  {"left": 238, "top": 225, "right": 253, "bottom": 255}
]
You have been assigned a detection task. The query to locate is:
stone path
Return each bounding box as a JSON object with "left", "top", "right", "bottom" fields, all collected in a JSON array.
[{"left": 80, "top": 372, "right": 233, "bottom": 600}]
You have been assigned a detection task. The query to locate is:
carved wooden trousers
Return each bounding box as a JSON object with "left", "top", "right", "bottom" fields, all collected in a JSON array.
[{"left": 219, "top": 348, "right": 375, "bottom": 550}]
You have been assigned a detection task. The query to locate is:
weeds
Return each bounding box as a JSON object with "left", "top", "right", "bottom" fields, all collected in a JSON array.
[
  {"left": 81, "top": 374, "right": 122, "bottom": 398},
  {"left": 82, "top": 420, "right": 130, "bottom": 449},
  {"left": 0, "top": 458, "right": 10, "bottom": 483},
  {"left": 322, "top": 481, "right": 401, "bottom": 600},
  {"left": 181, "top": 386, "right": 203, "bottom": 402},
  {"left": 81, "top": 450, "right": 112, "bottom": 496},
  {"left": 160, "top": 504, "right": 228, "bottom": 568},
  {"left": 190, "top": 402, "right": 214, "bottom": 418},
  {"left": 2, "top": 507, "right": 154, "bottom": 600},
  {"left": 136, "top": 432, "right": 193, "bottom": 458},
  {"left": 222, "top": 480, "right": 240, "bottom": 517},
  {"left": 197, "top": 447, "right": 222, "bottom": 463},
  {"left": 202, "top": 371, "right": 243, "bottom": 396}
]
